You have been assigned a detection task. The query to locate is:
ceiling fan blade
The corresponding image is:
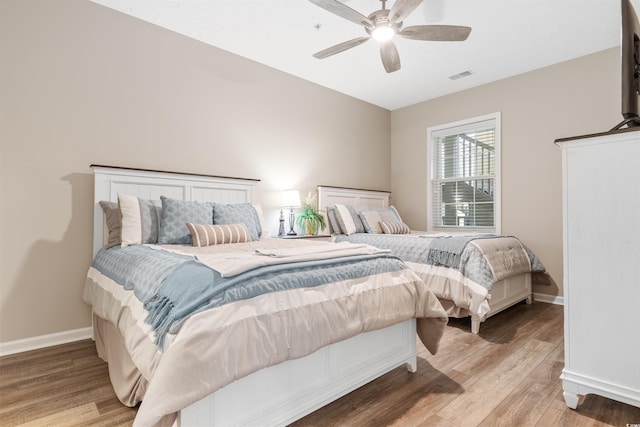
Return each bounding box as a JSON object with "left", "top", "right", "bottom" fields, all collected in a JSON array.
[
  {"left": 313, "top": 36, "right": 371, "bottom": 59},
  {"left": 308, "top": 0, "right": 373, "bottom": 28},
  {"left": 388, "top": 0, "right": 423, "bottom": 24},
  {"left": 399, "top": 25, "right": 471, "bottom": 41},
  {"left": 380, "top": 41, "right": 401, "bottom": 73}
]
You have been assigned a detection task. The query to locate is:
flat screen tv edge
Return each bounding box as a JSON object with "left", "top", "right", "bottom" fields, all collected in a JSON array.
[{"left": 613, "top": 0, "right": 640, "bottom": 130}]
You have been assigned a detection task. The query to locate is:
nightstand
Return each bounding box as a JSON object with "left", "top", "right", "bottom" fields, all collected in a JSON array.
[{"left": 276, "top": 235, "right": 332, "bottom": 242}]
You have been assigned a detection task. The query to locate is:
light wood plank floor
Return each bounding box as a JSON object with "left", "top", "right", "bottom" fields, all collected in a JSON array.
[{"left": 1, "top": 302, "right": 639, "bottom": 426}]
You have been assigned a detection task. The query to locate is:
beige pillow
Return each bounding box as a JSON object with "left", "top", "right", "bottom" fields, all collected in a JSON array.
[
  {"left": 186, "top": 223, "right": 251, "bottom": 247},
  {"left": 359, "top": 210, "right": 383, "bottom": 234}
]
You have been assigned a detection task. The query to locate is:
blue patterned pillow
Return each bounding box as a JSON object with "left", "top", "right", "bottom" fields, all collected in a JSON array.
[
  {"left": 158, "top": 197, "right": 214, "bottom": 245},
  {"left": 213, "top": 203, "right": 261, "bottom": 241}
]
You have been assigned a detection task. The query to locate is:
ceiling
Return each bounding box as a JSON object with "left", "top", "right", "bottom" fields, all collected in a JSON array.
[{"left": 90, "top": 0, "right": 629, "bottom": 111}]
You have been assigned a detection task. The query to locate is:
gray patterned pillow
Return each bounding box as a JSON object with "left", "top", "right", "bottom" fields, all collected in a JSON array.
[
  {"left": 326, "top": 207, "right": 343, "bottom": 235},
  {"left": 369, "top": 205, "right": 403, "bottom": 223},
  {"left": 139, "top": 199, "right": 162, "bottom": 243},
  {"left": 213, "top": 203, "right": 261, "bottom": 241},
  {"left": 99, "top": 201, "right": 121, "bottom": 248},
  {"left": 158, "top": 197, "right": 214, "bottom": 245}
]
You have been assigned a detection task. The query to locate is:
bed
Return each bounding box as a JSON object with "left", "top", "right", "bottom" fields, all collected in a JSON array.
[
  {"left": 317, "top": 185, "right": 546, "bottom": 334},
  {"left": 84, "top": 165, "right": 448, "bottom": 427}
]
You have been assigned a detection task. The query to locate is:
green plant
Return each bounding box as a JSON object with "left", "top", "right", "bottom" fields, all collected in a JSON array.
[{"left": 296, "top": 192, "right": 326, "bottom": 235}]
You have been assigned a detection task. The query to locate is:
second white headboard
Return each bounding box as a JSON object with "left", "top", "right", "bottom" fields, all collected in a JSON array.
[{"left": 317, "top": 185, "right": 390, "bottom": 210}]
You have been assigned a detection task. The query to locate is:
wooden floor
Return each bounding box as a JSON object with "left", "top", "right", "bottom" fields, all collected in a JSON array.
[{"left": 1, "top": 302, "right": 639, "bottom": 426}]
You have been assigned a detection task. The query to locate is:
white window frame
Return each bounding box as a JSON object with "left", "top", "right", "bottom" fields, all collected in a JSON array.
[{"left": 426, "top": 112, "right": 501, "bottom": 234}]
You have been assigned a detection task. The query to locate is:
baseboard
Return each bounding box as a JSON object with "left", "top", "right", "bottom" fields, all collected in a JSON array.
[
  {"left": 534, "top": 293, "right": 564, "bottom": 305},
  {"left": 0, "top": 295, "right": 564, "bottom": 357},
  {"left": 0, "top": 327, "right": 93, "bottom": 357}
]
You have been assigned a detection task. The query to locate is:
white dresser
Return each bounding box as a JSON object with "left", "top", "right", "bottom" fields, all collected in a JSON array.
[{"left": 556, "top": 129, "right": 640, "bottom": 409}]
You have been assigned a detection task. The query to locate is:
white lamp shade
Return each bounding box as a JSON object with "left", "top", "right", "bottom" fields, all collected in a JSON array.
[{"left": 282, "top": 190, "right": 301, "bottom": 207}]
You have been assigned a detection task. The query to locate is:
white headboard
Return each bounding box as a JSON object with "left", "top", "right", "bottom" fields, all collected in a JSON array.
[
  {"left": 317, "top": 185, "right": 390, "bottom": 210},
  {"left": 91, "top": 165, "right": 259, "bottom": 256}
]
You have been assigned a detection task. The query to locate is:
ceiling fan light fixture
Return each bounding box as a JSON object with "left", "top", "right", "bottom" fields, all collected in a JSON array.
[
  {"left": 308, "top": 0, "right": 472, "bottom": 73},
  {"left": 371, "top": 25, "right": 395, "bottom": 42}
]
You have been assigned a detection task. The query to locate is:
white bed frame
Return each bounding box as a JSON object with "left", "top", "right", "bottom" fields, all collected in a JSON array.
[
  {"left": 317, "top": 185, "right": 532, "bottom": 334},
  {"left": 91, "top": 166, "right": 417, "bottom": 426}
]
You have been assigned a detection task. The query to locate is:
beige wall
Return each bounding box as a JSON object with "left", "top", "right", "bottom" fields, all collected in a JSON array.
[
  {"left": 0, "top": 0, "right": 390, "bottom": 344},
  {"left": 390, "top": 48, "right": 620, "bottom": 298}
]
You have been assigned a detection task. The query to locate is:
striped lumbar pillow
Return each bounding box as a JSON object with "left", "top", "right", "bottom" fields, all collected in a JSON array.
[
  {"left": 379, "top": 221, "right": 411, "bottom": 234},
  {"left": 186, "top": 223, "right": 251, "bottom": 247}
]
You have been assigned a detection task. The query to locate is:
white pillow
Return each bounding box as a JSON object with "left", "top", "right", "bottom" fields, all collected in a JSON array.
[
  {"left": 118, "top": 194, "right": 162, "bottom": 247},
  {"left": 118, "top": 194, "right": 141, "bottom": 247},
  {"left": 335, "top": 204, "right": 358, "bottom": 235}
]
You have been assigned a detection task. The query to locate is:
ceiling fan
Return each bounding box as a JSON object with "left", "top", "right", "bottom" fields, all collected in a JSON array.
[{"left": 309, "top": 0, "right": 471, "bottom": 73}]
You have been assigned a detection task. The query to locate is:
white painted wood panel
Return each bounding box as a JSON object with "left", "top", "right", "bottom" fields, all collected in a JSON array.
[{"left": 557, "top": 131, "right": 640, "bottom": 409}]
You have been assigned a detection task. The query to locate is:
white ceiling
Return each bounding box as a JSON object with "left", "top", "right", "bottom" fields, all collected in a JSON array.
[{"left": 90, "top": 0, "right": 629, "bottom": 111}]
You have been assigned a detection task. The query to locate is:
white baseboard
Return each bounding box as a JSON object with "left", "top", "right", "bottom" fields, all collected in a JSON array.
[
  {"left": 0, "top": 294, "right": 564, "bottom": 357},
  {"left": 0, "top": 327, "right": 93, "bottom": 357},
  {"left": 534, "top": 293, "right": 564, "bottom": 305}
]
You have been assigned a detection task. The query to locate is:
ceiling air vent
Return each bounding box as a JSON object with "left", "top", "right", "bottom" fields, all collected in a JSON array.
[{"left": 449, "top": 70, "right": 473, "bottom": 80}]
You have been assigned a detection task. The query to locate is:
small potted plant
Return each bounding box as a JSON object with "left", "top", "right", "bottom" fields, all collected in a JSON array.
[{"left": 296, "top": 191, "right": 326, "bottom": 236}]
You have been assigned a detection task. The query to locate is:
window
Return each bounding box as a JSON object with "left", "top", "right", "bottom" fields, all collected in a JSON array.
[{"left": 427, "top": 113, "right": 501, "bottom": 233}]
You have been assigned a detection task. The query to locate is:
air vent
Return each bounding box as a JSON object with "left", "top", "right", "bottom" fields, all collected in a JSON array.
[{"left": 449, "top": 70, "right": 473, "bottom": 80}]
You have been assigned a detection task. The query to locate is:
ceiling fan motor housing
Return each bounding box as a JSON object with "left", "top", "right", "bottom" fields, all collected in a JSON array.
[{"left": 365, "top": 9, "right": 402, "bottom": 36}]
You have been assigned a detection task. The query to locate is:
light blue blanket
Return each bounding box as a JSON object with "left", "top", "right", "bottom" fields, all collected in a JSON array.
[
  {"left": 334, "top": 233, "right": 545, "bottom": 290},
  {"left": 426, "top": 234, "right": 497, "bottom": 269}
]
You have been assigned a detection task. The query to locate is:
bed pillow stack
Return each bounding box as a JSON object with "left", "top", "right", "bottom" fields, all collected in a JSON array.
[
  {"left": 98, "top": 194, "right": 268, "bottom": 248},
  {"left": 328, "top": 203, "right": 410, "bottom": 235}
]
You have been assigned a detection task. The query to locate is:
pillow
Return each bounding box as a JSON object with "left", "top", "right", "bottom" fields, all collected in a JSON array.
[
  {"left": 358, "top": 210, "right": 383, "bottom": 234},
  {"left": 118, "top": 194, "right": 162, "bottom": 247},
  {"left": 371, "top": 205, "right": 403, "bottom": 224},
  {"left": 379, "top": 221, "right": 411, "bottom": 234},
  {"left": 99, "top": 201, "right": 121, "bottom": 248},
  {"left": 253, "top": 204, "right": 270, "bottom": 239},
  {"left": 158, "top": 196, "right": 214, "bottom": 245},
  {"left": 326, "top": 207, "right": 343, "bottom": 235},
  {"left": 334, "top": 204, "right": 366, "bottom": 235},
  {"left": 186, "top": 223, "right": 251, "bottom": 247},
  {"left": 213, "top": 203, "right": 261, "bottom": 241}
]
